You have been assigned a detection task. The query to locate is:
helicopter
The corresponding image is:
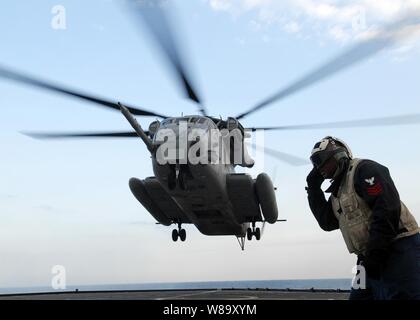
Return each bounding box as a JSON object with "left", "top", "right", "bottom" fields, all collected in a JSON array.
[{"left": 1, "top": 2, "right": 420, "bottom": 250}]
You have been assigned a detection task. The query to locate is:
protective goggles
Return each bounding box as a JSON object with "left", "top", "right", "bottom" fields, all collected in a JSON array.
[{"left": 310, "top": 151, "right": 335, "bottom": 169}]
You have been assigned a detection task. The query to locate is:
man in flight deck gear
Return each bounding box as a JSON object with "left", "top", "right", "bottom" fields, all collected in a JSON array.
[{"left": 306, "top": 136, "right": 420, "bottom": 300}]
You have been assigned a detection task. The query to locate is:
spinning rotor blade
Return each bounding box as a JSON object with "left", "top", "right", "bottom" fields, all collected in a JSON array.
[
  {"left": 246, "top": 142, "right": 309, "bottom": 166},
  {"left": 0, "top": 65, "right": 168, "bottom": 118},
  {"left": 248, "top": 114, "right": 420, "bottom": 131},
  {"left": 237, "top": 14, "right": 420, "bottom": 120},
  {"left": 129, "top": 0, "right": 207, "bottom": 116},
  {"left": 261, "top": 221, "right": 267, "bottom": 236},
  {"left": 23, "top": 131, "right": 143, "bottom": 139}
]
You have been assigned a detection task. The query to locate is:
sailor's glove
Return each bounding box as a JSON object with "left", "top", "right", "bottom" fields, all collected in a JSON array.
[
  {"left": 360, "top": 250, "right": 388, "bottom": 281},
  {"left": 306, "top": 167, "right": 324, "bottom": 191}
]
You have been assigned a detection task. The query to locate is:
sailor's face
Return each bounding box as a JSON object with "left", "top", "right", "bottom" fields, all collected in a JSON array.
[{"left": 319, "top": 157, "right": 337, "bottom": 179}]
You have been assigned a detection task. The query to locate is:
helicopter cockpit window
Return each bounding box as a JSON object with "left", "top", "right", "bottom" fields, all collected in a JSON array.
[
  {"left": 189, "top": 117, "right": 200, "bottom": 123},
  {"left": 166, "top": 119, "right": 179, "bottom": 125},
  {"left": 161, "top": 119, "right": 175, "bottom": 126},
  {"left": 198, "top": 118, "right": 207, "bottom": 124}
]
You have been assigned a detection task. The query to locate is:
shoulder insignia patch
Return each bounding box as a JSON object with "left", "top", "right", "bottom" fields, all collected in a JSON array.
[{"left": 365, "top": 177, "right": 375, "bottom": 186}]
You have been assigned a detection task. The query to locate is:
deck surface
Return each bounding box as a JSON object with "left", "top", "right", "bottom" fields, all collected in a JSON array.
[{"left": 0, "top": 289, "right": 350, "bottom": 300}]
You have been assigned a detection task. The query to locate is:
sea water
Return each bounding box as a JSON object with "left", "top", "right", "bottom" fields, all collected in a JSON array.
[{"left": 0, "top": 279, "right": 352, "bottom": 295}]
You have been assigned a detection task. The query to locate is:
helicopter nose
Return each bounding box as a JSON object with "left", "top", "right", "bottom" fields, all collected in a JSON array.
[{"left": 153, "top": 127, "right": 204, "bottom": 163}]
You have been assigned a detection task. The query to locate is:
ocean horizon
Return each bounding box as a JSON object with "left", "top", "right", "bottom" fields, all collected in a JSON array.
[{"left": 0, "top": 278, "right": 353, "bottom": 295}]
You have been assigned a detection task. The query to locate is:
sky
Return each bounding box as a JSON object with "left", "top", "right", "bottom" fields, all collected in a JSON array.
[{"left": 1, "top": 0, "right": 420, "bottom": 290}]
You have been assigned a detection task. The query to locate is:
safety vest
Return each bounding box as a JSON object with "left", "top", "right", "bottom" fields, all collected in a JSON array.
[{"left": 331, "top": 158, "right": 419, "bottom": 255}]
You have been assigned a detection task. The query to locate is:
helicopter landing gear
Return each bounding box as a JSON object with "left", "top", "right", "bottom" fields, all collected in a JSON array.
[
  {"left": 246, "top": 227, "right": 252, "bottom": 241},
  {"left": 172, "top": 229, "right": 179, "bottom": 242},
  {"left": 254, "top": 227, "right": 261, "bottom": 240},
  {"left": 179, "top": 228, "right": 186, "bottom": 242},
  {"left": 172, "top": 222, "right": 186, "bottom": 242},
  {"left": 246, "top": 222, "right": 261, "bottom": 241}
]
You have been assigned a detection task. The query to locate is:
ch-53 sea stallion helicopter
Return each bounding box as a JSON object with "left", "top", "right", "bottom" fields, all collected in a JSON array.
[{"left": 1, "top": 1, "right": 420, "bottom": 250}]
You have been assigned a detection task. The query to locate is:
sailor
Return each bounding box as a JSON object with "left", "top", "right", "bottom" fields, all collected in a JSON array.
[{"left": 306, "top": 136, "right": 420, "bottom": 300}]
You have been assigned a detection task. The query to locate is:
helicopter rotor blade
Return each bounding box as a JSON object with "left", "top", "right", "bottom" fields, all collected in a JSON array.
[
  {"left": 0, "top": 65, "right": 168, "bottom": 118},
  {"left": 246, "top": 142, "right": 309, "bottom": 166},
  {"left": 247, "top": 113, "right": 420, "bottom": 131},
  {"left": 128, "top": 0, "right": 208, "bottom": 116},
  {"left": 261, "top": 221, "right": 266, "bottom": 236},
  {"left": 237, "top": 14, "right": 420, "bottom": 120},
  {"left": 22, "top": 131, "right": 145, "bottom": 139}
]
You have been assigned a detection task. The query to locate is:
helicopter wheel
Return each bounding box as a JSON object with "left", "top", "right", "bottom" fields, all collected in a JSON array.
[
  {"left": 172, "top": 229, "right": 179, "bottom": 242},
  {"left": 246, "top": 228, "right": 253, "bottom": 241},
  {"left": 254, "top": 228, "right": 261, "bottom": 241},
  {"left": 179, "top": 229, "right": 186, "bottom": 242}
]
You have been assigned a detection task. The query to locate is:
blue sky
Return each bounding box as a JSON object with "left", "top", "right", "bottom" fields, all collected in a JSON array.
[{"left": 1, "top": 0, "right": 420, "bottom": 289}]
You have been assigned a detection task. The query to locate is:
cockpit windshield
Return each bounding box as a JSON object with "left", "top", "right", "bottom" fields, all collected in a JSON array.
[
  {"left": 161, "top": 117, "right": 215, "bottom": 127},
  {"left": 161, "top": 118, "right": 180, "bottom": 125}
]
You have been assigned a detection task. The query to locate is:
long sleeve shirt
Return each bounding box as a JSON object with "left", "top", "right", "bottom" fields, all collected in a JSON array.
[{"left": 307, "top": 159, "right": 401, "bottom": 255}]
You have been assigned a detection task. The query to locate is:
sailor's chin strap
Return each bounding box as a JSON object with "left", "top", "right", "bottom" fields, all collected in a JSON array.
[{"left": 332, "top": 155, "right": 350, "bottom": 180}]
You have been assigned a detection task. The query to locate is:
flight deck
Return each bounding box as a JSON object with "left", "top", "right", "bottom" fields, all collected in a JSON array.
[{"left": 0, "top": 288, "right": 350, "bottom": 300}]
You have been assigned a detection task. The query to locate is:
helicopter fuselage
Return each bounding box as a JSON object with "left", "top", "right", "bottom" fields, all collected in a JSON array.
[
  {"left": 152, "top": 158, "right": 248, "bottom": 236},
  {"left": 128, "top": 116, "right": 278, "bottom": 242}
]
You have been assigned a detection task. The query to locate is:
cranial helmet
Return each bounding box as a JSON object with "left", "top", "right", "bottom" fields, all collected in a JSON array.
[{"left": 310, "top": 136, "right": 352, "bottom": 176}]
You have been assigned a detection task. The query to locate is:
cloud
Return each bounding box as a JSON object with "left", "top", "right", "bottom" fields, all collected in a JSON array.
[
  {"left": 206, "top": 0, "right": 420, "bottom": 49},
  {"left": 283, "top": 21, "right": 301, "bottom": 33},
  {"left": 209, "top": 0, "right": 271, "bottom": 12},
  {"left": 328, "top": 25, "right": 351, "bottom": 42},
  {"left": 208, "top": 0, "right": 233, "bottom": 11}
]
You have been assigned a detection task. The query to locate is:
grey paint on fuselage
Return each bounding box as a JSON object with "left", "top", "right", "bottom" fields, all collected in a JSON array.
[{"left": 151, "top": 116, "right": 250, "bottom": 236}]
